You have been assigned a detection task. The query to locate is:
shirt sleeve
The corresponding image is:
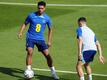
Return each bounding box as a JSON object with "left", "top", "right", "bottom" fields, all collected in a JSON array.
[
  {"left": 76, "top": 28, "right": 82, "bottom": 39},
  {"left": 94, "top": 35, "right": 97, "bottom": 42},
  {"left": 47, "top": 17, "right": 52, "bottom": 29},
  {"left": 24, "top": 15, "right": 31, "bottom": 25}
]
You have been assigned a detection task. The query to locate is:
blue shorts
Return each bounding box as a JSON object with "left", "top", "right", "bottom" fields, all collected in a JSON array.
[
  {"left": 82, "top": 50, "right": 96, "bottom": 63},
  {"left": 26, "top": 38, "right": 48, "bottom": 52}
]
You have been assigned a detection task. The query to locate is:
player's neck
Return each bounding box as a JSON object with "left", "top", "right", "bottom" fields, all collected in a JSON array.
[
  {"left": 81, "top": 24, "right": 87, "bottom": 27},
  {"left": 37, "top": 11, "right": 44, "bottom": 16}
]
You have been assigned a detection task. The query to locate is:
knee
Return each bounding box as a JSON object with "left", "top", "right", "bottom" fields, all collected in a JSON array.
[
  {"left": 76, "top": 64, "right": 80, "bottom": 70},
  {"left": 27, "top": 49, "right": 33, "bottom": 56},
  {"left": 84, "top": 63, "right": 88, "bottom": 68},
  {"left": 45, "top": 54, "right": 51, "bottom": 59},
  {"left": 42, "top": 50, "right": 52, "bottom": 61},
  {"left": 45, "top": 55, "right": 53, "bottom": 62},
  {"left": 43, "top": 49, "right": 49, "bottom": 56},
  {"left": 76, "top": 62, "right": 82, "bottom": 69}
]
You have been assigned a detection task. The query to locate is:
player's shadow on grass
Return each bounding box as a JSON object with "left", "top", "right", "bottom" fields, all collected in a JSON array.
[
  {"left": 0, "top": 67, "right": 57, "bottom": 80},
  {"left": 60, "top": 73, "right": 78, "bottom": 80},
  {"left": 0, "top": 67, "right": 72, "bottom": 80},
  {"left": 0, "top": 67, "right": 24, "bottom": 79},
  {"left": 35, "top": 74, "right": 78, "bottom": 80},
  {"left": 35, "top": 74, "right": 54, "bottom": 80}
]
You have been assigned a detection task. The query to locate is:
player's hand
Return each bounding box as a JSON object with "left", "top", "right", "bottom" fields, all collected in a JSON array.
[
  {"left": 99, "top": 55, "right": 105, "bottom": 64},
  {"left": 78, "top": 53, "right": 82, "bottom": 61},
  {"left": 47, "top": 42, "right": 51, "bottom": 48},
  {"left": 18, "top": 33, "right": 23, "bottom": 39}
]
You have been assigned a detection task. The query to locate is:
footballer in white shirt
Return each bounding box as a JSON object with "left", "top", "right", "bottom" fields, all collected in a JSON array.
[{"left": 76, "top": 17, "right": 105, "bottom": 80}]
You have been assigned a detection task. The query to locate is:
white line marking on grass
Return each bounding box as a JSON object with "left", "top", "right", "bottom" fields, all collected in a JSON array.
[
  {"left": 0, "top": 2, "right": 107, "bottom": 7},
  {"left": 33, "top": 68, "right": 107, "bottom": 77},
  {"left": 0, "top": 2, "right": 36, "bottom": 6}
]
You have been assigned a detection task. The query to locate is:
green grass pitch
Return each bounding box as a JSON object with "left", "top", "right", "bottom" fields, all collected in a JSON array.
[{"left": 0, "top": 0, "right": 107, "bottom": 80}]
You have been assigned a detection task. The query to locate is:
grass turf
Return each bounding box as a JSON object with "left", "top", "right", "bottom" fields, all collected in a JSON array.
[
  {"left": 0, "top": 0, "right": 107, "bottom": 4},
  {"left": 0, "top": 1, "right": 107, "bottom": 80}
]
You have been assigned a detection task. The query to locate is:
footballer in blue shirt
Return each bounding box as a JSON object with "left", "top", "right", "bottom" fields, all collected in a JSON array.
[{"left": 18, "top": 1, "right": 59, "bottom": 79}]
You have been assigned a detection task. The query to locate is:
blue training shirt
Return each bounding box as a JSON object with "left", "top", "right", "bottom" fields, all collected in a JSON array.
[{"left": 24, "top": 12, "right": 52, "bottom": 40}]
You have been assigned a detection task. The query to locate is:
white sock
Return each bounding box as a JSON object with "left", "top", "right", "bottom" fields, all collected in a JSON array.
[
  {"left": 50, "top": 66, "right": 59, "bottom": 79},
  {"left": 50, "top": 66, "right": 56, "bottom": 74},
  {"left": 88, "top": 74, "right": 92, "bottom": 80},
  {"left": 27, "top": 65, "right": 32, "bottom": 70},
  {"left": 80, "top": 76, "right": 85, "bottom": 80}
]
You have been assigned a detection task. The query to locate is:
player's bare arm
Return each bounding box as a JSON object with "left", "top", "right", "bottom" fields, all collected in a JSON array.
[
  {"left": 96, "top": 40, "right": 105, "bottom": 64},
  {"left": 47, "top": 28, "right": 52, "bottom": 47},
  {"left": 18, "top": 24, "right": 27, "bottom": 39},
  {"left": 77, "top": 37, "right": 83, "bottom": 61}
]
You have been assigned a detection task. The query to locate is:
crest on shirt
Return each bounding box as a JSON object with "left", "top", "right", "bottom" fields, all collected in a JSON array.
[
  {"left": 42, "top": 20, "right": 46, "bottom": 23},
  {"left": 39, "top": 15, "right": 45, "bottom": 18}
]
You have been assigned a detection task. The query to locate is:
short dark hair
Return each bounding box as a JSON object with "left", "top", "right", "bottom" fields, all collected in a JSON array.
[
  {"left": 78, "top": 17, "right": 87, "bottom": 22},
  {"left": 38, "top": 1, "right": 46, "bottom": 7}
]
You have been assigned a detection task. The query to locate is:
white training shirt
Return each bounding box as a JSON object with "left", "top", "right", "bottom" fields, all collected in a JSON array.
[{"left": 76, "top": 26, "right": 97, "bottom": 52}]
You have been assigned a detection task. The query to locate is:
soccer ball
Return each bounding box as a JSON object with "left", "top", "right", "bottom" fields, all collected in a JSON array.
[{"left": 24, "top": 69, "right": 34, "bottom": 79}]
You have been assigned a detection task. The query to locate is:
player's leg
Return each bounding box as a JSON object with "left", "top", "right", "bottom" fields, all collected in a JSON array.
[
  {"left": 84, "top": 63, "right": 92, "bottom": 80},
  {"left": 24, "top": 39, "right": 35, "bottom": 79},
  {"left": 42, "top": 49, "right": 53, "bottom": 67},
  {"left": 25, "top": 39, "right": 35, "bottom": 70},
  {"left": 42, "top": 49, "right": 59, "bottom": 79},
  {"left": 83, "top": 50, "right": 96, "bottom": 80},
  {"left": 76, "top": 61, "right": 85, "bottom": 80},
  {"left": 35, "top": 40, "right": 59, "bottom": 79},
  {"left": 26, "top": 47, "right": 34, "bottom": 70}
]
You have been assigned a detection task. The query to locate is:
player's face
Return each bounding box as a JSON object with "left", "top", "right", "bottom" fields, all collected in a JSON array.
[
  {"left": 78, "top": 21, "right": 82, "bottom": 26},
  {"left": 38, "top": 5, "right": 46, "bottom": 14}
]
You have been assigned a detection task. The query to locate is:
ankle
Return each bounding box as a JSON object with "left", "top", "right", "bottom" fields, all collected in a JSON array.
[
  {"left": 26, "top": 65, "right": 32, "bottom": 70},
  {"left": 88, "top": 74, "right": 92, "bottom": 80},
  {"left": 50, "top": 66, "right": 56, "bottom": 73},
  {"left": 80, "top": 76, "right": 85, "bottom": 80}
]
